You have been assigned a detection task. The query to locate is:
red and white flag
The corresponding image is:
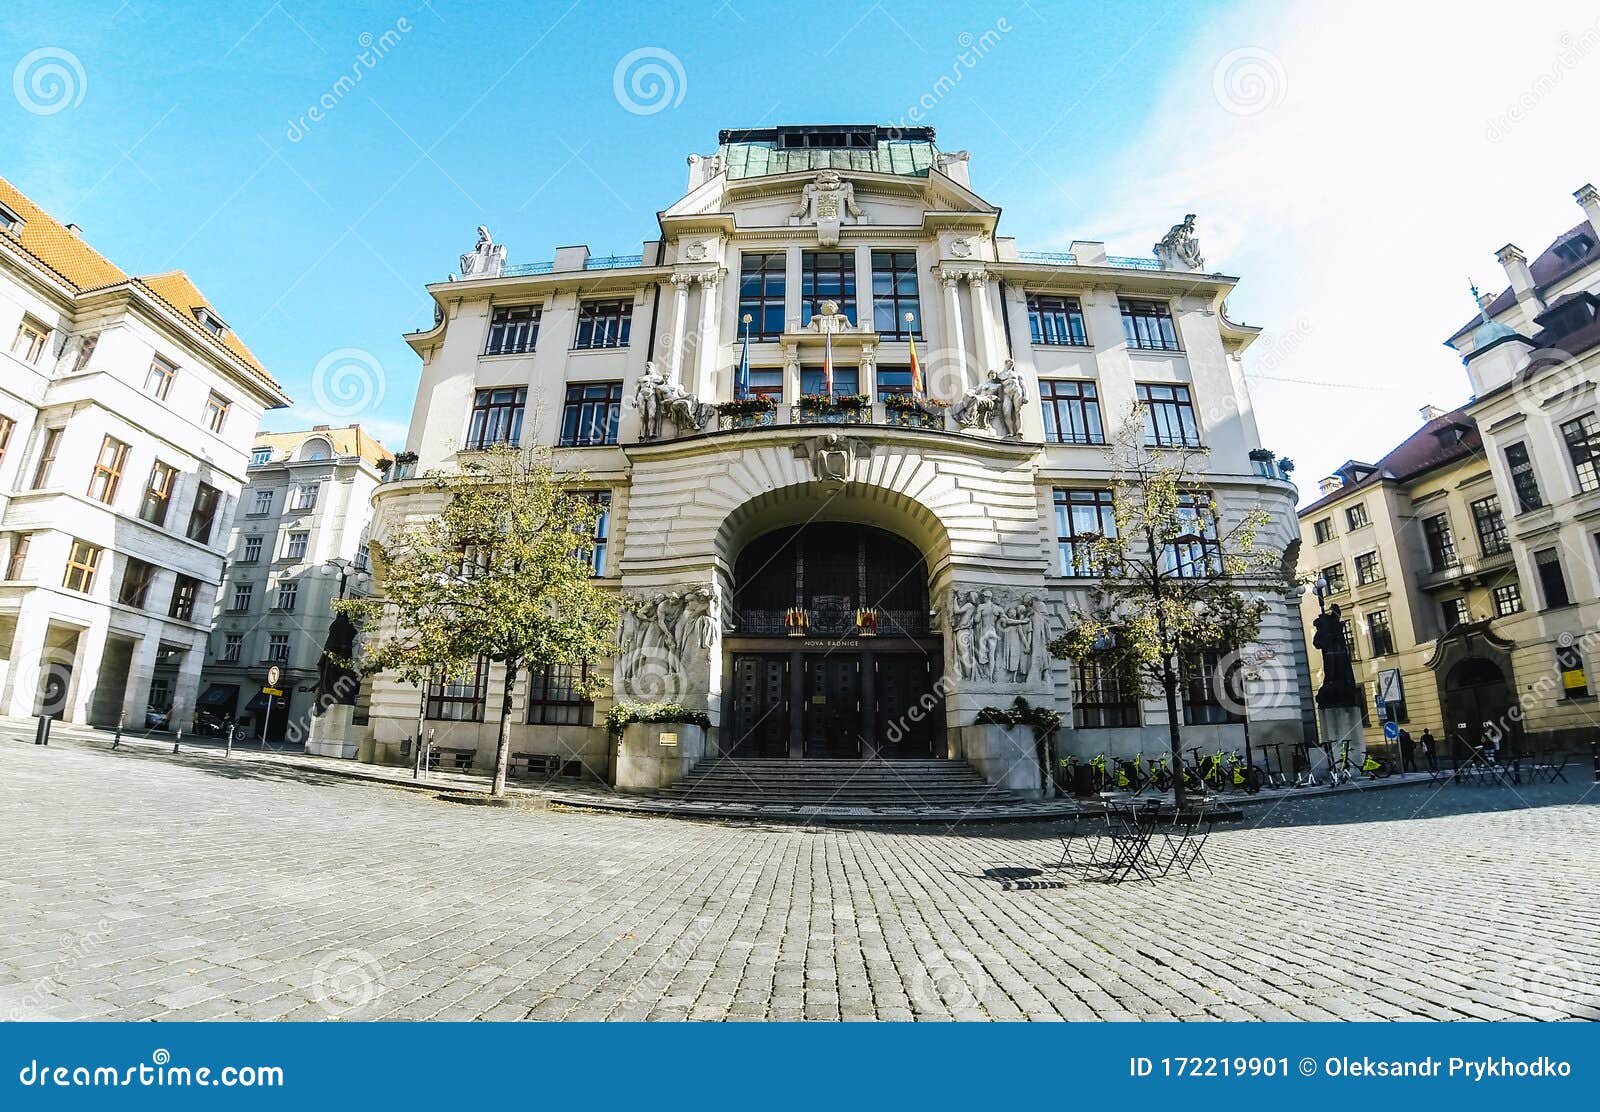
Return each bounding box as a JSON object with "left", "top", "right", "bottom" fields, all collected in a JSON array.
[{"left": 822, "top": 329, "right": 835, "bottom": 397}]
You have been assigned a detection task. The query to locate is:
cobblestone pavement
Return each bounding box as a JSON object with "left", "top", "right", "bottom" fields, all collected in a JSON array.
[{"left": 2, "top": 738, "right": 1596, "bottom": 1021}]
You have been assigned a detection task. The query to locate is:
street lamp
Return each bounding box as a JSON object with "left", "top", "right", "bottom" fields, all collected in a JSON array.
[
  {"left": 323, "top": 557, "right": 369, "bottom": 599},
  {"left": 1312, "top": 574, "right": 1329, "bottom": 614}
]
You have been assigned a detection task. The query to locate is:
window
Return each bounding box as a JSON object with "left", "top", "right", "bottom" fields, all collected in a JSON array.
[
  {"left": 746, "top": 366, "right": 784, "bottom": 399},
  {"left": 466, "top": 386, "right": 526, "bottom": 449},
  {"left": 1367, "top": 610, "right": 1395, "bottom": 656},
  {"left": 0, "top": 416, "right": 11, "bottom": 468},
  {"left": 62, "top": 540, "right": 103, "bottom": 593},
  {"left": 6, "top": 533, "right": 29, "bottom": 579},
  {"left": 1164, "top": 492, "right": 1220, "bottom": 578},
  {"left": 0, "top": 200, "right": 22, "bottom": 233},
  {"left": 871, "top": 251, "right": 920, "bottom": 338},
  {"left": 275, "top": 580, "right": 298, "bottom": 611},
  {"left": 1119, "top": 299, "right": 1179, "bottom": 350},
  {"left": 30, "top": 427, "right": 61, "bottom": 489},
  {"left": 1345, "top": 502, "right": 1370, "bottom": 530},
  {"left": 1534, "top": 547, "right": 1570, "bottom": 608},
  {"left": 1312, "top": 517, "right": 1334, "bottom": 544},
  {"left": 204, "top": 393, "right": 231, "bottom": 433},
  {"left": 149, "top": 678, "right": 170, "bottom": 709},
  {"left": 1340, "top": 619, "right": 1359, "bottom": 660},
  {"left": 1321, "top": 562, "right": 1346, "bottom": 593},
  {"left": 1493, "top": 582, "right": 1522, "bottom": 616},
  {"left": 1557, "top": 641, "right": 1589, "bottom": 699},
  {"left": 527, "top": 662, "right": 594, "bottom": 725},
  {"left": 300, "top": 438, "right": 331, "bottom": 462},
  {"left": 222, "top": 633, "right": 243, "bottom": 663},
  {"left": 11, "top": 317, "right": 49, "bottom": 363},
  {"left": 241, "top": 535, "right": 263, "bottom": 563},
  {"left": 284, "top": 532, "right": 308, "bottom": 560},
  {"left": 251, "top": 489, "right": 273, "bottom": 515},
  {"left": 1353, "top": 550, "right": 1382, "bottom": 586},
  {"left": 577, "top": 492, "right": 611, "bottom": 576},
  {"left": 1180, "top": 649, "right": 1243, "bottom": 725},
  {"left": 738, "top": 253, "right": 787, "bottom": 339},
  {"left": 144, "top": 356, "right": 176, "bottom": 400},
  {"left": 291, "top": 482, "right": 320, "bottom": 511},
  {"left": 267, "top": 633, "right": 291, "bottom": 664},
  {"left": 1471, "top": 495, "right": 1508, "bottom": 555},
  {"left": 559, "top": 382, "right": 622, "bottom": 446},
  {"left": 1441, "top": 597, "right": 1469, "bottom": 631},
  {"left": 484, "top": 304, "right": 541, "bottom": 355},
  {"left": 251, "top": 447, "right": 272, "bottom": 466},
  {"left": 118, "top": 558, "right": 156, "bottom": 608},
  {"left": 1136, "top": 383, "right": 1200, "bottom": 447},
  {"left": 1422, "top": 513, "right": 1457, "bottom": 571},
  {"left": 1073, "top": 653, "right": 1140, "bottom": 728},
  {"left": 71, "top": 335, "right": 97, "bottom": 371},
  {"left": 875, "top": 366, "right": 913, "bottom": 400},
  {"left": 187, "top": 483, "right": 221, "bottom": 543},
  {"left": 1054, "top": 489, "right": 1117, "bottom": 577},
  {"left": 87, "top": 435, "right": 131, "bottom": 505},
  {"left": 230, "top": 583, "right": 254, "bottom": 612},
  {"left": 1028, "top": 294, "right": 1088, "bottom": 347},
  {"left": 1040, "top": 381, "right": 1105, "bottom": 445},
  {"left": 169, "top": 575, "right": 199, "bottom": 621},
  {"left": 1504, "top": 442, "right": 1542, "bottom": 511},
  {"left": 801, "top": 251, "right": 856, "bottom": 326},
  {"left": 800, "top": 365, "right": 858, "bottom": 396},
  {"left": 572, "top": 299, "right": 632, "bottom": 349},
  {"left": 1560, "top": 413, "right": 1600, "bottom": 494},
  {"left": 427, "top": 657, "right": 489, "bottom": 721},
  {"left": 195, "top": 308, "right": 227, "bottom": 337},
  {"left": 138, "top": 461, "right": 176, "bottom": 525}
]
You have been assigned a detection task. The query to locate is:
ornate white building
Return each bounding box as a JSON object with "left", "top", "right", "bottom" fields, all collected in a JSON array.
[
  {"left": 0, "top": 175, "right": 289, "bottom": 731},
  {"left": 366, "top": 124, "right": 1305, "bottom": 794}
]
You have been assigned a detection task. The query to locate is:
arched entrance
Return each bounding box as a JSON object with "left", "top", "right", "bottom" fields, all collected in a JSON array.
[
  {"left": 723, "top": 522, "right": 944, "bottom": 759},
  {"left": 1440, "top": 656, "right": 1517, "bottom": 757}
]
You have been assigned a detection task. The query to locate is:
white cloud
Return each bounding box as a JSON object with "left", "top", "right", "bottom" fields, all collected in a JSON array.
[{"left": 1060, "top": 0, "right": 1600, "bottom": 497}]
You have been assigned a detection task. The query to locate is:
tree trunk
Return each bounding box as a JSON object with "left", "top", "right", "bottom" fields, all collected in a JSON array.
[
  {"left": 491, "top": 660, "right": 516, "bottom": 797},
  {"left": 1162, "top": 653, "right": 1187, "bottom": 811},
  {"left": 412, "top": 684, "right": 426, "bottom": 780}
]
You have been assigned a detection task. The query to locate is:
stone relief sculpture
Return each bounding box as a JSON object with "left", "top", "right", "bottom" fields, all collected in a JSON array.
[
  {"left": 618, "top": 585, "right": 721, "bottom": 701},
  {"left": 795, "top": 433, "right": 868, "bottom": 487},
  {"left": 807, "top": 298, "right": 853, "bottom": 335},
  {"left": 460, "top": 226, "right": 506, "bottom": 278},
  {"left": 949, "top": 587, "right": 1055, "bottom": 684},
  {"left": 791, "top": 169, "right": 864, "bottom": 247},
  {"left": 951, "top": 361, "right": 1028, "bottom": 439},
  {"left": 1154, "top": 213, "right": 1205, "bottom": 271},
  {"left": 631, "top": 361, "right": 715, "bottom": 440}
]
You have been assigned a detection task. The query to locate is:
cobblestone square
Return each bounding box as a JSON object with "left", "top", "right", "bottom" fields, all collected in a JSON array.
[{"left": 1, "top": 737, "right": 1596, "bottom": 1021}]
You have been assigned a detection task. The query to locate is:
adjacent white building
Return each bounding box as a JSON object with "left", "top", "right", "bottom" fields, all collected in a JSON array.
[
  {"left": 0, "top": 175, "right": 289, "bottom": 731},
  {"left": 365, "top": 124, "right": 1306, "bottom": 793},
  {"left": 196, "top": 425, "right": 390, "bottom": 743}
]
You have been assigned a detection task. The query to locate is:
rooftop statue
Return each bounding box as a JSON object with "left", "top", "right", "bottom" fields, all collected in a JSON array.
[
  {"left": 460, "top": 225, "right": 506, "bottom": 279},
  {"left": 1154, "top": 213, "right": 1205, "bottom": 272}
]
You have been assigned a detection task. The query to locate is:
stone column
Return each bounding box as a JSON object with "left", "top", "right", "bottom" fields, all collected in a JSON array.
[
  {"left": 854, "top": 244, "right": 875, "bottom": 332},
  {"left": 168, "top": 638, "right": 207, "bottom": 737},
  {"left": 695, "top": 271, "right": 721, "bottom": 401},
  {"left": 1, "top": 599, "right": 52, "bottom": 717},
  {"left": 969, "top": 270, "right": 996, "bottom": 376},
  {"left": 940, "top": 269, "right": 970, "bottom": 391},
  {"left": 64, "top": 617, "right": 109, "bottom": 725},
  {"left": 666, "top": 273, "right": 693, "bottom": 384},
  {"left": 120, "top": 633, "right": 163, "bottom": 729},
  {"left": 784, "top": 246, "right": 803, "bottom": 331}
]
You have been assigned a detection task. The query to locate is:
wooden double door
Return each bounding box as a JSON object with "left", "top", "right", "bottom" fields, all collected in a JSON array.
[{"left": 726, "top": 649, "right": 943, "bottom": 759}]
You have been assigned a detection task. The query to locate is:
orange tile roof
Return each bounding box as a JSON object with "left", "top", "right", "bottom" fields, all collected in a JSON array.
[
  {"left": 0, "top": 172, "right": 284, "bottom": 399},
  {"left": 253, "top": 425, "right": 395, "bottom": 470}
]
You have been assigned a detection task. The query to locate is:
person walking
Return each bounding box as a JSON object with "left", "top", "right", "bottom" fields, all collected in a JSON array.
[
  {"left": 1420, "top": 728, "right": 1438, "bottom": 775},
  {"left": 1398, "top": 726, "right": 1416, "bottom": 773}
]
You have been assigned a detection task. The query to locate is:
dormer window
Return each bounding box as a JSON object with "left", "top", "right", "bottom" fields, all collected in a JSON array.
[
  {"left": 1552, "top": 233, "right": 1595, "bottom": 265},
  {"left": 194, "top": 308, "right": 227, "bottom": 337},
  {"left": 251, "top": 447, "right": 272, "bottom": 466},
  {"left": 0, "top": 201, "right": 22, "bottom": 234}
]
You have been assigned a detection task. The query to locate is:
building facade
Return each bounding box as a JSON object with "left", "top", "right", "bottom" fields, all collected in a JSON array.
[
  {"left": 1298, "top": 181, "right": 1600, "bottom": 755},
  {"left": 366, "top": 124, "right": 1306, "bottom": 790},
  {"left": 196, "top": 425, "right": 390, "bottom": 742},
  {"left": 0, "top": 176, "right": 288, "bottom": 731}
]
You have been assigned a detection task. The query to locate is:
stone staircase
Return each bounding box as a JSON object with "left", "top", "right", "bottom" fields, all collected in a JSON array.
[{"left": 658, "top": 758, "right": 1021, "bottom": 807}]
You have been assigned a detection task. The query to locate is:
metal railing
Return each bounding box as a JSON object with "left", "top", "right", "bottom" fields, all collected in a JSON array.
[
  {"left": 1014, "top": 250, "right": 1166, "bottom": 271},
  {"left": 713, "top": 401, "right": 952, "bottom": 433},
  {"left": 1017, "top": 250, "right": 1079, "bottom": 264},
  {"left": 585, "top": 254, "right": 645, "bottom": 270},
  {"left": 501, "top": 261, "right": 554, "bottom": 276}
]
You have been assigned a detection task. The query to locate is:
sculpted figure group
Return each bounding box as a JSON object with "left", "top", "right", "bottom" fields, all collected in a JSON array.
[
  {"left": 951, "top": 359, "right": 1028, "bottom": 439},
  {"left": 631, "top": 362, "right": 716, "bottom": 440},
  {"left": 948, "top": 588, "right": 1054, "bottom": 685},
  {"left": 618, "top": 585, "right": 721, "bottom": 700}
]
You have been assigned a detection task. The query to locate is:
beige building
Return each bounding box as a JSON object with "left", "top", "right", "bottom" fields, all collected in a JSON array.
[
  {"left": 0, "top": 175, "right": 288, "bottom": 732},
  {"left": 1299, "top": 180, "right": 1600, "bottom": 756},
  {"left": 366, "top": 124, "right": 1307, "bottom": 792}
]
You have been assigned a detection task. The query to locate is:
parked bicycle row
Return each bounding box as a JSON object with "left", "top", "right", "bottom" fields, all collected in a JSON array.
[{"left": 1056, "top": 739, "right": 1396, "bottom": 797}]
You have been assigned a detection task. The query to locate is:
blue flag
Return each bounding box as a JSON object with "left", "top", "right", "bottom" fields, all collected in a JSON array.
[{"left": 734, "top": 325, "right": 750, "bottom": 400}]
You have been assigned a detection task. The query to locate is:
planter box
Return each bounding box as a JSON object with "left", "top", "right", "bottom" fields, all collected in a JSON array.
[
  {"left": 614, "top": 721, "right": 707, "bottom": 792},
  {"left": 952, "top": 723, "right": 1044, "bottom": 799}
]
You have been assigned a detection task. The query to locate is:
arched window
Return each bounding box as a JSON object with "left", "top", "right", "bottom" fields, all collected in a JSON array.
[
  {"left": 731, "top": 523, "right": 928, "bottom": 637},
  {"left": 299, "top": 437, "right": 333, "bottom": 462}
]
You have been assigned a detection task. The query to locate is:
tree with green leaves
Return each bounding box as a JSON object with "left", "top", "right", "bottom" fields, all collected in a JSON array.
[
  {"left": 337, "top": 446, "right": 618, "bottom": 797},
  {"left": 1048, "top": 412, "right": 1282, "bottom": 810}
]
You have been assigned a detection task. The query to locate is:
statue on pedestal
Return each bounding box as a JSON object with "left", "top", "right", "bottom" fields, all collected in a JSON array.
[
  {"left": 1312, "top": 604, "right": 1361, "bottom": 708},
  {"left": 1154, "top": 214, "right": 1205, "bottom": 272},
  {"left": 314, "top": 611, "right": 360, "bottom": 711},
  {"left": 460, "top": 226, "right": 506, "bottom": 278}
]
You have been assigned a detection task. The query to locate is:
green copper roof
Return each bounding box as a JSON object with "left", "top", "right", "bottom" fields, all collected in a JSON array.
[{"left": 721, "top": 140, "right": 937, "bottom": 180}]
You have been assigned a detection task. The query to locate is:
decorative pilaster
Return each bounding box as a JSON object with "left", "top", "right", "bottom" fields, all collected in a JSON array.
[
  {"left": 939, "top": 268, "right": 971, "bottom": 389},
  {"left": 969, "top": 270, "right": 996, "bottom": 375},
  {"left": 666, "top": 272, "right": 693, "bottom": 384},
  {"left": 695, "top": 271, "right": 722, "bottom": 401}
]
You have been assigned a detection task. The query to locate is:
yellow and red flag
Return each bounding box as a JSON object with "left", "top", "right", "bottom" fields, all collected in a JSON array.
[{"left": 908, "top": 330, "right": 923, "bottom": 395}]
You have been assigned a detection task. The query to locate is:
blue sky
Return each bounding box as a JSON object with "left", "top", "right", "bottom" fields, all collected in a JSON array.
[{"left": 5, "top": 0, "right": 1600, "bottom": 490}]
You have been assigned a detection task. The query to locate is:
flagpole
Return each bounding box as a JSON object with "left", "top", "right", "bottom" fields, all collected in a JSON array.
[{"left": 737, "top": 313, "right": 752, "bottom": 401}]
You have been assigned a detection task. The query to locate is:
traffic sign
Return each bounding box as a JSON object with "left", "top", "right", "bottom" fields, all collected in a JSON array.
[
  {"left": 1383, "top": 720, "right": 1400, "bottom": 741},
  {"left": 265, "top": 665, "right": 282, "bottom": 688}
]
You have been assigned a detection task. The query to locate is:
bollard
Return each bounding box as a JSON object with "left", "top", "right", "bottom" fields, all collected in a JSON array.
[
  {"left": 34, "top": 714, "right": 51, "bottom": 746},
  {"left": 173, "top": 728, "right": 181, "bottom": 755},
  {"left": 113, "top": 713, "right": 123, "bottom": 751},
  {"left": 1592, "top": 740, "right": 1598, "bottom": 784},
  {"left": 225, "top": 721, "right": 235, "bottom": 759}
]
